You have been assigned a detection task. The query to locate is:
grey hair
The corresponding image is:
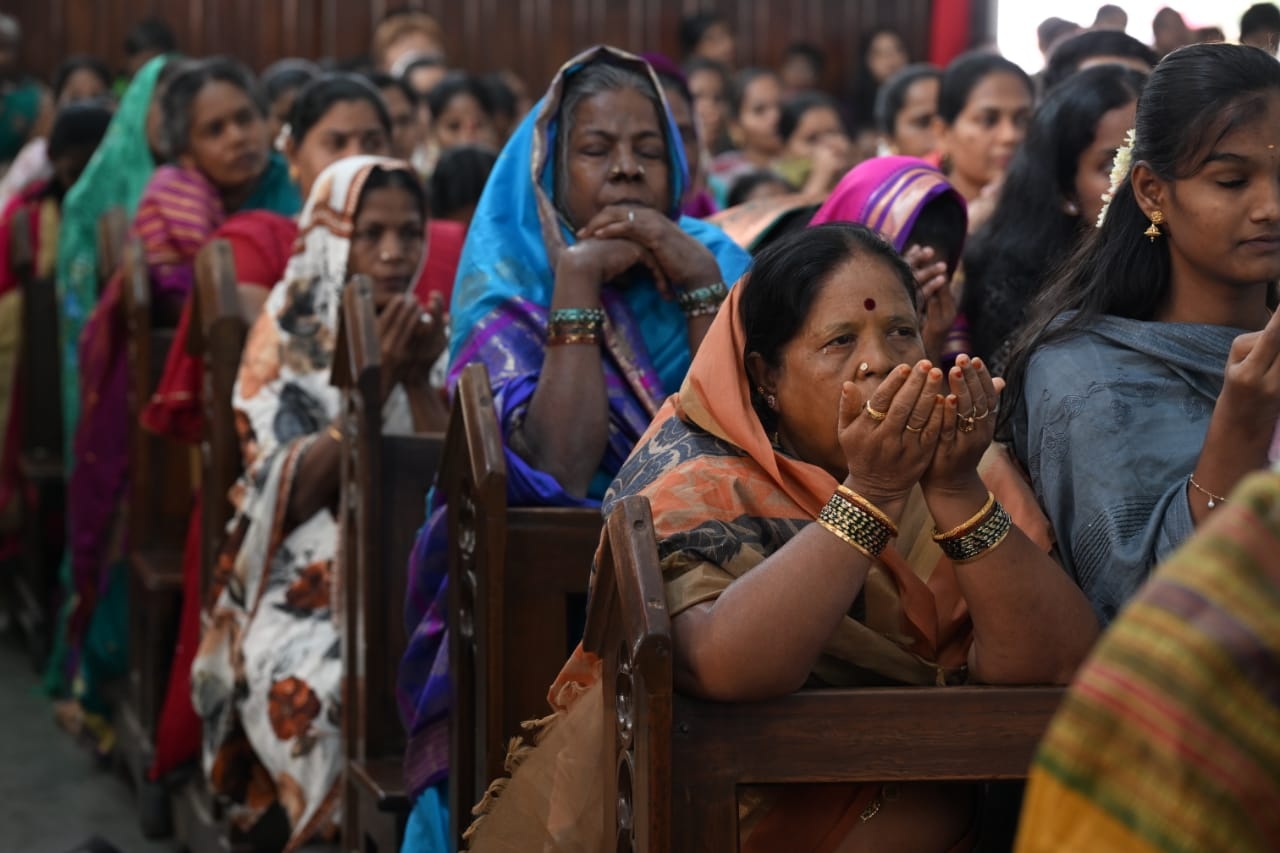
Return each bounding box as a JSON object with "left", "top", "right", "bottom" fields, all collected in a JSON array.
[
  {"left": 161, "top": 56, "right": 266, "bottom": 160},
  {"left": 553, "top": 62, "right": 667, "bottom": 223}
]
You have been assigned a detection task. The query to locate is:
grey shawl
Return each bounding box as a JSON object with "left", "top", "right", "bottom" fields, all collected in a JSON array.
[{"left": 1012, "top": 314, "right": 1242, "bottom": 623}]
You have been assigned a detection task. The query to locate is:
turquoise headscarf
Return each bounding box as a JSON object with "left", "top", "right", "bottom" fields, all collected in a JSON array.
[
  {"left": 55, "top": 55, "right": 168, "bottom": 464},
  {"left": 448, "top": 45, "right": 750, "bottom": 392}
]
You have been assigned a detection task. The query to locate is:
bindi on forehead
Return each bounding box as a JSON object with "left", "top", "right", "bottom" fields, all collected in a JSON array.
[{"left": 864, "top": 298, "right": 877, "bottom": 311}]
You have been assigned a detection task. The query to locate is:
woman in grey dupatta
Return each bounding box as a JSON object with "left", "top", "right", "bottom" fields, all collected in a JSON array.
[{"left": 1003, "top": 44, "right": 1280, "bottom": 624}]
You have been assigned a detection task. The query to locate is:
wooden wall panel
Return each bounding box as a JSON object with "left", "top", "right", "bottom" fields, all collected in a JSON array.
[{"left": 11, "top": 0, "right": 967, "bottom": 102}]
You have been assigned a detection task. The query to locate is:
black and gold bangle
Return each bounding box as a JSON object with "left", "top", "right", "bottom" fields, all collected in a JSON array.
[
  {"left": 935, "top": 502, "right": 1013, "bottom": 564},
  {"left": 932, "top": 491, "right": 996, "bottom": 542},
  {"left": 817, "top": 490, "right": 895, "bottom": 560},
  {"left": 835, "top": 485, "right": 900, "bottom": 538}
]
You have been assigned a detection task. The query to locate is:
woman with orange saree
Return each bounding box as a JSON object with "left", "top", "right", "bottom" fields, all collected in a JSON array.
[{"left": 465, "top": 222, "right": 1098, "bottom": 851}]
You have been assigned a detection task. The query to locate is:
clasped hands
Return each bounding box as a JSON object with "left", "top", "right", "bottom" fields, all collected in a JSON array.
[{"left": 839, "top": 354, "right": 1003, "bottom": 506}]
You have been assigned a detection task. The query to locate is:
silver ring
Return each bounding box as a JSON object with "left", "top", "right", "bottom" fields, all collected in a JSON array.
[{"left": 628, "top": 209, "right": 635, "bottom": 223}]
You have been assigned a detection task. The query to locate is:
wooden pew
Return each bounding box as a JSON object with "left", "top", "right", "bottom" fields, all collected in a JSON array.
[
  {"left": 585, "top": 495, "right": 1066, "bottom": 852},
  {"left": 187, "top": 240, "right": 247, "bottom": 598},
  {"left": 4, "top": 204, "right": 65, "bottom": 668},
  {"left": 446, "top": 362, "right": 603, "bottom": 847},
  {"left": 168, "top": 239, "right": 245, "bottom": 853},
  {"left": 116, "top": 236, "right": 188, "bottom": 801},
  {"left": 334, "top": 276, "right": 444, "bottom": 853}
]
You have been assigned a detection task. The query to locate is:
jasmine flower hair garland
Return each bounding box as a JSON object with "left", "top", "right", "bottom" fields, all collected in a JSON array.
[{"left": 1096, "top": 128, "right": 1137, "bottom": 228}]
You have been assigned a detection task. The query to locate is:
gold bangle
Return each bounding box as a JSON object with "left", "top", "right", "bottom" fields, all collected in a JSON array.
[
  {"left": 326, "top": 425, "right": 345, "bottom": 443},
  {"left": 1188, "top": 474, "right": 1228, "bottom": 509},
  {"left": 931, "top": 491, "right": 996, "bottom": 541},
  {"left": 834, "top": 485, "right": 899, "bottom": 538},
  {"left": 547, "top": 332, "right": 601, "bottom": 346}
]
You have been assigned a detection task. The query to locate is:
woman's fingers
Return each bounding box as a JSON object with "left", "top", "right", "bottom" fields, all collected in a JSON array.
[
  {"left": 1238, "top": 303, "right": 1280, "bottom": 369},
  {"left": 578, "top": 205, "right": 661, "bottom": 242},
  {"left": 884, "top": 360, "right": 932, "bottom": 428},
  {"left": 949, "top": 361, "right": 974, "bottom": 417},
  {"left": 938, "top": 393, "right": 959, "bottom": 440},
  {"left": 906, "top": 367, "right": 944, "bottom": 434},
  {"left": 838, "top": 381, "right": 862, "bottom": 433},
  {"left": 574, "top": 205, "right": 630, "bottom": 238},
  {"left": 952, "top": 355, "right": 985, "bottom": 415},
  {"left": 971, "top": 357, "right": 1000, "bottom": 414},
  {"left": 866, "top": 364, "right": 914, "bottom": 423}
]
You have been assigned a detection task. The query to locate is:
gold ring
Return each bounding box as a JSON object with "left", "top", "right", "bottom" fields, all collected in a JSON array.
[
  {"left": 958, "top": 415, "right": 977, "bottom": 433},
  {"left": 905, "top": 423, "right": 924, "bottom": 433},
  {"left": 864, "top": 401, "right": 888, "bottom": 422}
]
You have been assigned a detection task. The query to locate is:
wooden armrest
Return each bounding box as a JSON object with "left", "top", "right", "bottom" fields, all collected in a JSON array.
[
  {"left": 130, "top": 547, "right": 185, "bottom": 593},
  {"left": 674, "top": 685, "right": 1065, "bottom": 783},
  {"left": 349, "top": 757, "right": 412, "bottom": 814}
]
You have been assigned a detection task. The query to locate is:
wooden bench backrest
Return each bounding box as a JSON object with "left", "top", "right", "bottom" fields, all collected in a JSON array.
[
  {"left": 121, "top": 237, "right": 191, "bottom": 553},
  {"left": 334, "top": 276, "right": 444, "bottom": 763},
  {"left": 8, "top": 206, "right": 63, "bottom": 466},
  {"left": 586, "top": 495, "right": 1067, "bottom": 852},
  {"left": 446, "top": 361, "right": 603, "bottom": 846},
  {"left": 97, "top": 206, "right": 128, "bottom": 292},
  {"left": 189, "top": 239, "right": 247, "bottom": 598}
]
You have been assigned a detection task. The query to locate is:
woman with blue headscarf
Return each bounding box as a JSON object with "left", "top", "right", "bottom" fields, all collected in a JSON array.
[{"left": 396, "top": 45, "right": 750, "bottom": 850}]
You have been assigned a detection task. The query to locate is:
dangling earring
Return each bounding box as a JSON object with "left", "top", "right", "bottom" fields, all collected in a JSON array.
[
  {"left": 1144, "top": 210, "right": 1165, "bottom": 242},
  {"left": 757, "top": 386, "right": 778, "bottom": 411},
  {"left": 288, "top": 163, "right": 300, "bottom": 183}
]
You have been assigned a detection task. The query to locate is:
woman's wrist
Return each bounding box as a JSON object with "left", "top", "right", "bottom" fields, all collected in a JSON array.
[
  {"left": 553, "top": 254, "right": 605, "bottom": 307},
  {"left": 840, "top": 475, "right": 909, "bottom": 523},
  {"left": 921, "top": 474, "right": 990, "bottom": 532}
]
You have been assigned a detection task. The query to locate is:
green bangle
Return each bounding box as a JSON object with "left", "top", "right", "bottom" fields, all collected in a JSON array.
[
  {"left": 676, "top": 281, "right": 728, "bottom": 315},
  {"left": 549, "top": 307, "right": 605, "bottom": 326}
]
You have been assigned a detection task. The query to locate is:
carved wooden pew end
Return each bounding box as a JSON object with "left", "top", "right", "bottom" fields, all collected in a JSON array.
[
  {"left": 335, "top": 276, "right": 442, "bottom": 853},
  {"left": 446, "top": 362, "right": 603, "bottom": 851}
]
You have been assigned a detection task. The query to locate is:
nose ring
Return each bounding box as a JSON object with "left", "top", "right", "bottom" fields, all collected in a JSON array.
[
  {"left": 857, "top": 362, "right": 870, "bottom": 377},
  {"left": 380, "top": 252, "right": 393, "bottom": 262}
]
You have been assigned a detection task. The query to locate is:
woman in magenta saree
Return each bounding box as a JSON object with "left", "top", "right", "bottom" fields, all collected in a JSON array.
[
  {"left": 394, "top": 46, "right": 751, "bottom": 849},
  {"left": 57, "top": 58, "right": 299, "bottom": 739}
]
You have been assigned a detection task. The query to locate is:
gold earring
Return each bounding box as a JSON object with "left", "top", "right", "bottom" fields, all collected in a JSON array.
[
  {"left": 288, "top": 163, "right": 300, "bottom": 183},
  {"left": 1145, "top": 210, "right": 1165, "bottom": 242}
]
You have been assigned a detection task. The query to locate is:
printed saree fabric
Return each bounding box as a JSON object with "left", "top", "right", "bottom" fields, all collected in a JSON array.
[
  {"left": 395, "top": 45, "right": 750, "bottom": 800},
  {"left": 809, "top": 156, "right": 967, "bottom": 267},
  {"left": 191, "top": 156, "right": 412, "bottom": 850},
  {"left": 463, "top": 272, "right": 1054, "bottom": 852},
  {"left": 1015, "top": 469, "right": 1280, "bottom": 853}
]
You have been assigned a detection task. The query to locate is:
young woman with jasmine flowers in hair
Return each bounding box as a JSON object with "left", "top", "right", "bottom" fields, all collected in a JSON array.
[{"left": 1004, "top": 43, "right": 1280, "bottom": 625}]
